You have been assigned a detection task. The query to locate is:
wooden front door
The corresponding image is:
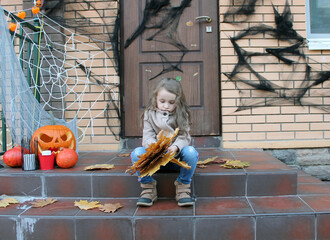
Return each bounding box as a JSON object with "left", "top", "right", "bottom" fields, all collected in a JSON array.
[{"left": 121, "top": 0, "right": 220, "bottom": 136}]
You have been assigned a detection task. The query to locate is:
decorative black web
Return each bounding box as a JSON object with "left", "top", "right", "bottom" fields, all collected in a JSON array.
[{"left": 223, "top": 0, "right": 330, "bottom": 112}]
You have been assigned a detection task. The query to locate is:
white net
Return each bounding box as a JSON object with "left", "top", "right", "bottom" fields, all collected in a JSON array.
[{"left": 0, "top": 6, "right": 120, "bottom": 151}]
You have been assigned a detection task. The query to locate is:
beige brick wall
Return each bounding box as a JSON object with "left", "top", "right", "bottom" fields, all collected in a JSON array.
[
  {"left": 0, "top": 0, "right": 23, "bottom": 11},
  {"left": 62, "top": 0, "right": 120, "bottom": 151},
  {"left": 1, "top": 0, "right": 120, "bottom": 151},
  {"left": 2, "top": 0, "right": 330, "bottom": 151},
  {"left": 220, "top": 0, "right": 330, "bottom": 149}
]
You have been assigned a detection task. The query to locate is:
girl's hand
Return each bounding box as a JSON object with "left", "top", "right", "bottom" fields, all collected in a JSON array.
[{"left": 168, "top": 145, "right": 179, "bottom": 154}]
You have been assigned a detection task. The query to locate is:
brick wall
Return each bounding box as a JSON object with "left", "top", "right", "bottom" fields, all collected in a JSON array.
[
  {"left": 1, "top": 0, "right": 120, "bottom": 151},
  {"left": 2, "top": 0, "right": 330, "bottom": 151},
  {"left": 219, "top": 0, "right": 330, "bottom": 149},
  {"left": 0, "top": 0, "right": 23, "bottom": 11},
  {"left": 61, "top": 1, "right": 120, "bottom": 151}
]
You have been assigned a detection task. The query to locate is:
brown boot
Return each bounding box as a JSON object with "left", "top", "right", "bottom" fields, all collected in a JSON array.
[
  {"left": 174, "top": 180, "right": 193, "bottom": 207},
  {"left": 137, "top": 180, "right": 157, "bottom": 207}
]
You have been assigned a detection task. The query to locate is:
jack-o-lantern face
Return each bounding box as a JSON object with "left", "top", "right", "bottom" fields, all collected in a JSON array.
[
  {"left": 35, "top": 0, "right": 42, "bottom": 7},
  {"left": 30, "top": 125, "right": 76, "bottom": 155}
]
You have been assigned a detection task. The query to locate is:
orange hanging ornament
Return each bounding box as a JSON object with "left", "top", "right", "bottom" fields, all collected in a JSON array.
[
  {"left": 32, "top": 6, "right": 40, "bottom": 14},
  {"left": 17, "top": 11, "right": 26, "bottom": 19},
  {"left": 35, "top": 0, "right": 42, "bottom": 7},
  {"left": 9, "top": 23, "right": 17, "bottom": 32}
]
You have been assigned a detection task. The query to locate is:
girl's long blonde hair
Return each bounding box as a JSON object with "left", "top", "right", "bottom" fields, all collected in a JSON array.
[{"left": 144, "top": 77, "right": 191, "bottom": 129}]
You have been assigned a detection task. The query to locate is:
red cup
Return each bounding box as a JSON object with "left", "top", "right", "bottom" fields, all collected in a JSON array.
[{"left": 39, "top": 153, "right": 55, "bottom": 170}]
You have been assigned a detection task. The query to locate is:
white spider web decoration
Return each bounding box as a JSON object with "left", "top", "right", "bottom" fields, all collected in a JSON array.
[{"left": 0, "top": 7, "right": 120, "bottom": 150}]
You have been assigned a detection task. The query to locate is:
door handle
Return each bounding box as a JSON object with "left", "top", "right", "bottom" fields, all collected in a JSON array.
[{"left": 195, "top": 16, "right": 212, "bottom": 23}]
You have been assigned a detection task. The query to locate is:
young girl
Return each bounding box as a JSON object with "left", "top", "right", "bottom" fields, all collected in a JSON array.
[{"left": 130, "top": 77, "right": 199, "bottom": 207}]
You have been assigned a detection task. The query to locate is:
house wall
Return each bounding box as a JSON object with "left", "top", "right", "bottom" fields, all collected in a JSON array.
[
  {"left": 1, "top": 0, "right": 329, "bottom": 159},
  {"left": 60, "top": 1, "right": 121, "bottom": 151},
  {"left": 219, "top": 0, "right": 330, "bottom": 150},
  {"left": 0, "top": 0, "right": 22, "bottom": 12},
  {"left": 1, "top": 0, "right": 121, "bottom": 152}
]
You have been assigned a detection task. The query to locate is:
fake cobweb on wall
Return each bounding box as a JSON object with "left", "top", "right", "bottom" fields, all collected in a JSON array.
[{"left": 0, "top": 6, "right": 120, "bottom": 151}]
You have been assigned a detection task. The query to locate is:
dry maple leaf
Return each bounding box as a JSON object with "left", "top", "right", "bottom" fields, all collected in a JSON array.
[
  {"left": 126, "top": 128, "right": 190, "bottom": 177},
  {"left": 197, "top": 156, "right": 218, "bottom": 165},
  {"left": 117, "top": 153, "right": 130, "bottom": 157},
  {"left": 2, "top": 198, "right": 19, "bottom": 204},
  {"left": 74, "top": 200, "right": 102, "bottom": 210},
  {"left": 197, "top": 157, "right": 228, "bottom": 168},
  {"left": 98, "top": 203, "right": 123, "bottom": 213},
  {"left": 214, "top": 159, "right": 228, "bottom": 164},
  {"left": 170, "top": 158, "right": 191, "bottom": 169},
  {"left": 30, "top": 197, "right": 57, "bottom": 208},
  {"left": 197, "top": 164, "right": 207, "bottom": 168},
  {"left": 0, "top": 197, "right": 19, "bottom": 208},
  {"left": 140, "top": 151, "right": 176, "bottom": 178},
  {"left": 221, "top": 160, "right": 250, "bottom": 169},
  {"left": 0, "top": 201, "right": 10, "bottom": 208},
  {"left": 84, "top": 164, "right": 115, "bottom": 171}
]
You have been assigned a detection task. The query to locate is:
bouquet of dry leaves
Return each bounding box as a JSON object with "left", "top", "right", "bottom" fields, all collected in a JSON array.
[{"left": 126, "top": 128, "right": 191, "bottom": 177}]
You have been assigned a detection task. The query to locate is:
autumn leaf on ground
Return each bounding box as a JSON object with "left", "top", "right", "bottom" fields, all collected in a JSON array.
[
  {"left": 99, "top": 203, "right": 123, "bottom": 213},
  {"left": 30, "top": 198, "right": 57, "bottom": 208},
  {"left": 74, "top": 200, "right": 102, "bottom": 210},
  {"left": 84, "top": 164, "right": 115, "bottom": 171},
  {"left": 197, "top": 165, "right": 207, "bottom": 168},
  {"left": 117, "top": 153, "right": 130, "bottom": 157},
  {"left": 221, "top": 160, "right": 250, "bottom": 169},
  {"left": 0, "top": 197, "right": 19, "bottom": 208},
  {"left": 197, "top": 157, "right": 228, "bottom": 168},
  {"left": 214, "top": 159, "right": 229, "bottom": 164},
  {"left": 197, "top": 157, "right": 218, "bottom": 165}
]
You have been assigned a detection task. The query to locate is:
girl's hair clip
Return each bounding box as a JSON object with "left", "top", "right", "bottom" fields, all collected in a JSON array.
[{"left": 176, "top": 76, "right": 182, "bottom": 82}]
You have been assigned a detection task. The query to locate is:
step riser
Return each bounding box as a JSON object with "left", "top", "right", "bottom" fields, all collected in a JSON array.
[
  {"left": 0, "top": 171, "right": 297, "bottom": 198},
  {"left": 0, "top": 214, "right": 322, "bottom": 240},
  {"left": 0, "top": 150, "right": 329, "bottom": 240}
]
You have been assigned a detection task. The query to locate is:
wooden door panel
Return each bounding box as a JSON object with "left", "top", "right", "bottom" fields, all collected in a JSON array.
[
  {"left": 141, "top": 63, "right": 202, "bottom": 108},
  {"left": 122, "top": 0, "right": 219, "bottom": 136},
  {"left": 141, "top": 0, "right": 200, "bottom": 52}
]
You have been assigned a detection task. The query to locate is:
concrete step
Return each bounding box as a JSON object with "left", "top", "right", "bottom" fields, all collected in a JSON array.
[
  {"left": 0, "top": 149, "right": 297, "bottom": 199},
  {"left": 0, "top": 191, "right": 329, "bottom": 239},
  {"left": 1, "top": 149, "right": 329, "bottom": 239}
]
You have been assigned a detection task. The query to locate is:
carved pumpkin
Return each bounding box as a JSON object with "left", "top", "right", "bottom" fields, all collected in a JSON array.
[
  {"left": 3, "top": 146, "right": 30, "bottom": 167},
  {"left": 56, "top": 148, "right": 78, "bottom": 168},
  {"left": 30, "top": 125, "right": 76, "bottom": 155},
  {"left": 32, "top": 6, "right": 40, "bottom": 14},
  {"left": 35, "top": 0, "right": 42, "bottom": 7}
]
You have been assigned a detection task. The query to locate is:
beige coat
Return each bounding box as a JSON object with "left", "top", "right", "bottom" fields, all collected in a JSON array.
[{"left": 142, "top": 109, "right": 191, "bottom": 151}]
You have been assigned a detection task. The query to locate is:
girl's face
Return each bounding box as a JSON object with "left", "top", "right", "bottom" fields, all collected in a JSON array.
[{"left": 156, "top": 88, "right": 177, "bottom": 112}]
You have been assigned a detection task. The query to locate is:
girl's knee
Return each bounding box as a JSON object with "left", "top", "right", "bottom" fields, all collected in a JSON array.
[
  {"left": 181, "top": 146, "right": 199, "bottom": 163},
  {"left": 130, "top": 147, "right": 146, "bottom": 163}
]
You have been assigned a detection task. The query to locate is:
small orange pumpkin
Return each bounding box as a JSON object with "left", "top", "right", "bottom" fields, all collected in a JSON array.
[
  {"left": 35, "top": 0, "right": 42, "bottom": 7},
  {"left": 3, "top": 146, "right": 30, "bottom": 167},
  {"left": 9, "top": 23, "right": 17, "bottom": 32},
  {"left": 56, "top": 148, "right": 78, "bottom": 168},
  {"left": 17, "top": 11, "right": 26, "bottom": 19},
  {"left": 32, "top": 6, "right": 40, "bottom": 14},
  {"left": 30, "top": 125, "right": 76, "bottom": 155}
]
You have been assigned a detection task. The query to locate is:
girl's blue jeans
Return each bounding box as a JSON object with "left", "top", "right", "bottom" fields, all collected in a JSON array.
[{"left": 130, "top": 146, "right": 199, "bottom": 184}]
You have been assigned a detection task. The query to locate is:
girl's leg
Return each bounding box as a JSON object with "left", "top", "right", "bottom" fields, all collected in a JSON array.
[
  {"left": 130, "top": 147, "right": 157, "bottom": 206},
  {"left": 130, "top": 147, "right": 154, "bottom": 184},
  {"left": 177, "top": 146, "right": 199, "bottom": 184}
]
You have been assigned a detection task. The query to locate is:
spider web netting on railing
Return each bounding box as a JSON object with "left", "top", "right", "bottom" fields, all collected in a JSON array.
[{"left": 0, "top": 6, "right": 120, "bottom": 151}]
